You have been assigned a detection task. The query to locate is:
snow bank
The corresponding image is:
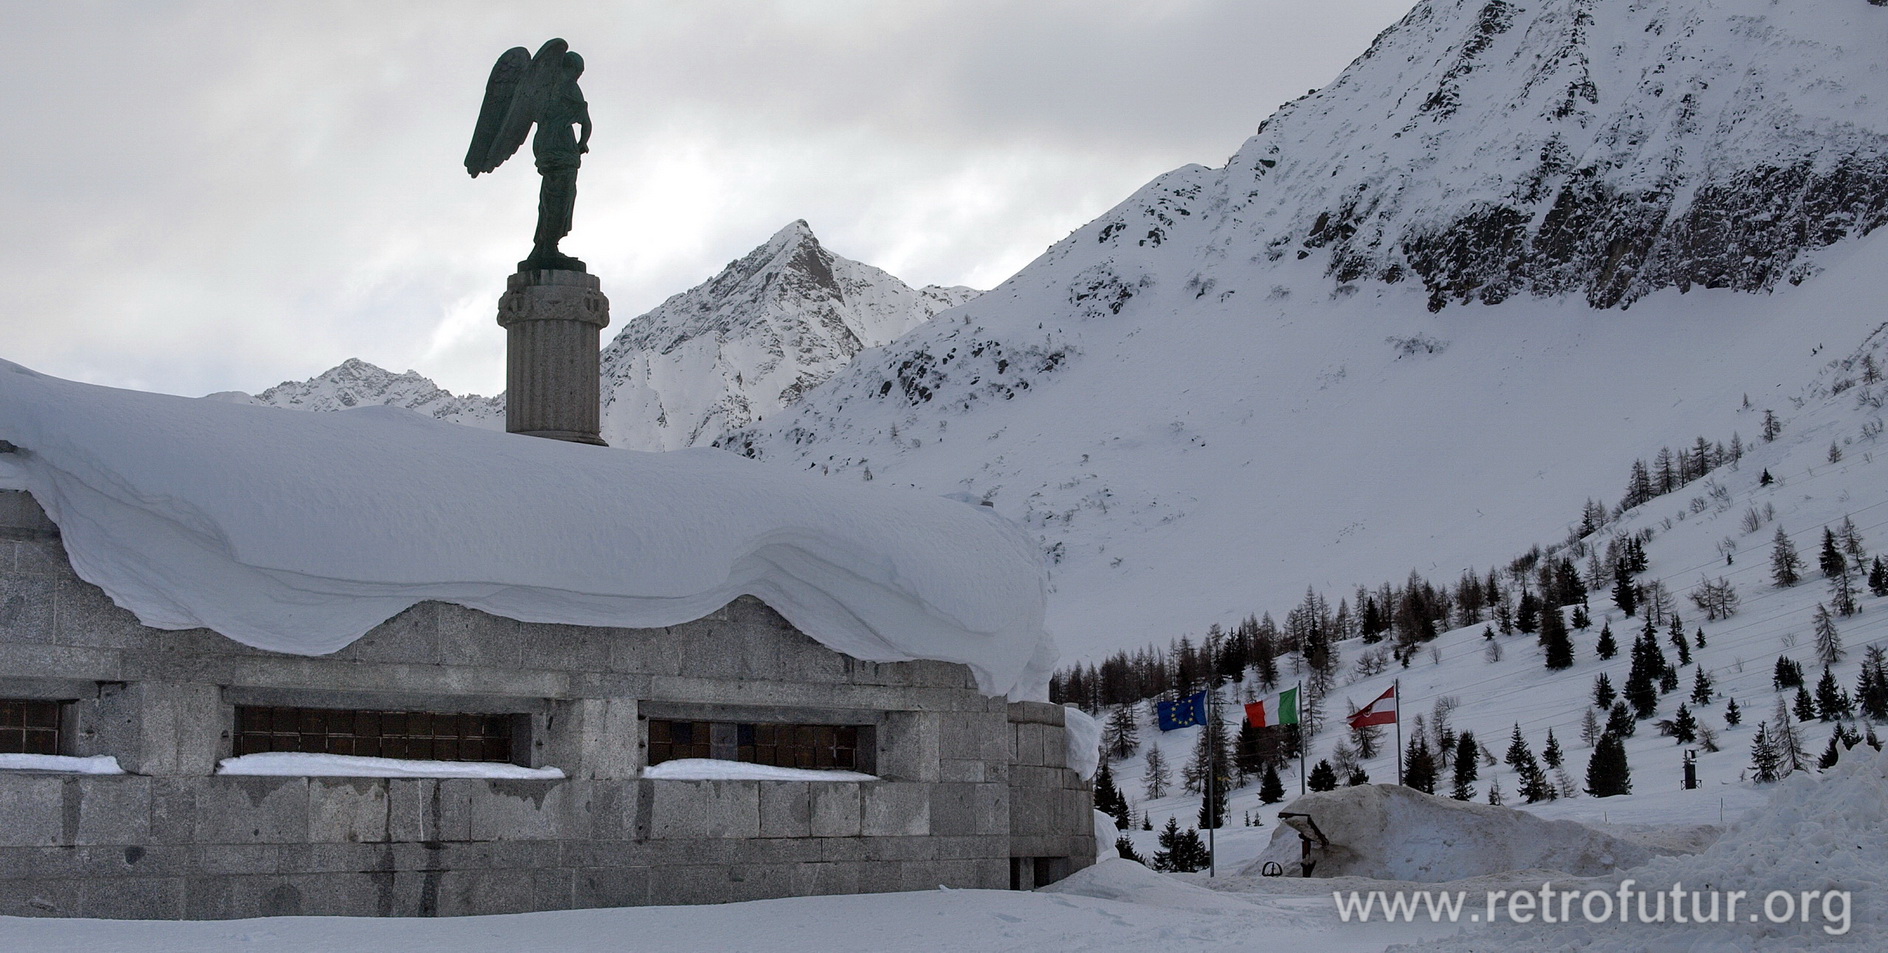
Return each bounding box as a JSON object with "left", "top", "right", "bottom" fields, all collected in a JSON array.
[
  {"left": 0, "top": 361, "right": 1054, "bottom": 698},
  {"left": 0, "top": 754, "right": 124, "bottom": 775},
  {"left": 1406, "top": 744, "right": 1888, "bottom": 951},
  {"left": 1044, "top": 857, "right": 1279, "bottom": 919},
  {"left": 217, "top": 753, "right": 565, "bottom": 779},
  {"left": 641, "top": 758, "right": 875, "bottom": 781},
  {"left": 1093, "top": 810, "right": 1118, "bottom": 862},
  {"left": 1063, "top": 705, "right": 1101, "bottom": 780},
  {"left": 1248, "top": 784, "right": 1652, "bottom": 882}
]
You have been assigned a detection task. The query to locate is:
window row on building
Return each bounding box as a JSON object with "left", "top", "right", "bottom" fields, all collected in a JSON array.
[{"left": 0, "top": 697, "right": 871, "bottom": 773}]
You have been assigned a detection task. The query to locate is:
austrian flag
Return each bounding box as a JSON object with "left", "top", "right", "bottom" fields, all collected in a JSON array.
[
  {"left": 1244, "top": 687, "right": 1299, "bottom": 728},
  {"left": 1349, "top": 684, "right": 1398, "bottom": 729}
]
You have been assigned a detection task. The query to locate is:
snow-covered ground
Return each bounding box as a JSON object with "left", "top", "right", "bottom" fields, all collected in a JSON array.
[{"left": 0, "top": 855, "right": 1449, "bottom": 953}]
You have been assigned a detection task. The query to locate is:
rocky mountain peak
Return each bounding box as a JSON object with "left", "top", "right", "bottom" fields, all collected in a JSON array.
[
  {"left": 598, "top": 221, "right": 978, "bottom": 449},
  {"left": 230, "top": 222, "right": 976, "bottom": 452}
]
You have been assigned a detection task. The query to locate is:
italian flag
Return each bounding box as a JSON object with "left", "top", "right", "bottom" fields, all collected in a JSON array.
[{"left": 1245, "top": 687, "right": 1299, "bottom": 727}]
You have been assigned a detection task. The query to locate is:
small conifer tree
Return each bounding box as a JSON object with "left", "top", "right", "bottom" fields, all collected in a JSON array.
[
  {"left": 1749, "top": 723, "right": 1781, "bottom": 783},
  {"left": 1593, "top": 673, "right": 1617, "bottom": 710},
  {"left": 1815, "top": 667, "right": 1853, "bottom": 721},
  {"left": 1142, "top": 743, "right": 1170, "bottom": 799},
  {"left": 1772, "top": 526, "right": 1803, "bottom": 587},
  {"left": 1258, "top": 763, "right": 1284, "bottom": 804},
  {"left": 1580, "top": 707, "right": 1602, "bottom": 746},
  {"left": 1606, "top": 701, "right": 1637, "bottom": 738},
  {"left": 1307, "top": 759, "right": 1338, "bottom": 792},
  {"left": 1856, "top": 645, "right": 1888, "bottom": 721},
  {"left": 1403, "top": 735, "right": 1437, "bottom": 794},
  {"left": 1585, "top": 732, "right": 1632, "bottom": 797},
  {"left": 1151, "top": 816, "right": 1211, "bottom": 873},
  {"left": 1451, "top": 731, "right": 1479, "bottom": 800},
  {"left": 1542, "top": 607, "right": 1575, "bottom": 670},
  {"left": 1794, "top": 685, "right": 1817, "bottom": 722},
  {"left": 1813, "top": 603, "right": 1844, "bottom": 667},
  {"left": 1672, "top": 703, "right": 1698, "bottom": 744},
  {"left": 1115, "top": 834, "right": 1147, "bottom": 865},
  {"left": 1595, "top": 622, "right": 1618, "bottom": 659}
]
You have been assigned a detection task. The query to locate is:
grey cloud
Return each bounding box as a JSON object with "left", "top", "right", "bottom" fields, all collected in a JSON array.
[{"left": 0, "top": 0, "right": 1412, "bottom": 397}]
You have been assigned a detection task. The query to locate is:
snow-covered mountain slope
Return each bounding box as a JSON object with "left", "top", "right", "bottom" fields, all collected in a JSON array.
[
  {"left": 226, "top": 222, "right": 975, "bottom": 451},
  {"left": 598, "top": 220, "right": 978, "bottom": 450},
  {"left": 1111, "top": 308, "right": 1888, "bottom": 877},
  {"left": 212, "top": 357, "right": 504, "bottom": 429},
  {"left": 720, "top": 0, "right": 1888, "bottom": 661}
]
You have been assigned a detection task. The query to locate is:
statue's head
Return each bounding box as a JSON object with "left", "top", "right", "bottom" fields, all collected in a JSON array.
[{"left": 564, "top": 51, "right": 584, "bottom": 78}]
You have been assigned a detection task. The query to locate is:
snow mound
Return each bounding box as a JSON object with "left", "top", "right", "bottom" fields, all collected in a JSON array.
[
  {"left": 1043, "top": 857, "right": 1267, "bottom": 917},
  {"left": 0, "top": 360, "right": 1054, "bottom": 698},
  {"left": 1248, "top": 784, "right": 1652, "bottom": 882},
  {"left": 641, "top": 759, "right": 874, "bottom": 782},
  {"left": 1062, "top": 705, "right": 1101, "bottom": 780},
  {"left": 217, "top": 753, "right": 564, "bottom": 780},
  {"left": 0, "top": 754, "right": 124, "bottom": 775},
  {"left": 1406, "top": 745, "right": 1888, "bottom": 952}
]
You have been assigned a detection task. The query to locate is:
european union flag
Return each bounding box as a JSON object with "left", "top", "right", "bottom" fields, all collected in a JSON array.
[{"left": 1156, "top": 690, "right": 1209, "bottom": 731}]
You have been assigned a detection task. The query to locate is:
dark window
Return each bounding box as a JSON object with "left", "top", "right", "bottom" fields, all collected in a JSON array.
[
  {"left": 647, "top": 718, "right": 863, "bottom": 771},
  {"left": 0, "top": 699, "right": 62, "bottom": 755},
  {"left": 232, "top": 705, "right": 515, "bottom": 763}
]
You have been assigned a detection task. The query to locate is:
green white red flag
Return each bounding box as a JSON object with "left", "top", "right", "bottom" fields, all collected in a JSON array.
[{"left": 1244, "top": 687, "right": 1299, "bottom": 727}]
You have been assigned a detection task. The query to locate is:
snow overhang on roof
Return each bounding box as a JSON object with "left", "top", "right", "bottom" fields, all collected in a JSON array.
[{"left": 0, "top": 360, "right": 1055, "bottom": 699}]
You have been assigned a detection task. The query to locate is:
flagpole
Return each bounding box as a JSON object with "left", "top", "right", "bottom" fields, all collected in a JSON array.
[
  {"left": 1297, "top": 680, "right": 1306, "bottom": 796},
  {"left": 1207, "top": 685, "right": 1217, "bottom": 878},
  {"left": 1394, "top": 677, "right": 1403, "bottom": 786}
]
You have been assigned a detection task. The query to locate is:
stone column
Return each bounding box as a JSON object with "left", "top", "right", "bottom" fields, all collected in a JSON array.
[{"left": 497, "top": 269, "right": 610, "bottom": 445}]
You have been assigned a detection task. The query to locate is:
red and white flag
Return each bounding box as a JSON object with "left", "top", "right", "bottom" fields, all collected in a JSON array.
[{"left": 1348, "top": 684, "right": 1398, "bottom": 728}]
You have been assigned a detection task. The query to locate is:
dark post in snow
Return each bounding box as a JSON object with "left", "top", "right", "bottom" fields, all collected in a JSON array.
[{"left": 467, "top": 38, "right": 610, "bottom": 445}]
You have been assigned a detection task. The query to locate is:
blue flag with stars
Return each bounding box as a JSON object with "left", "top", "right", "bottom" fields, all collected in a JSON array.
[{"left": 1156, "top": 690, "right": 1209, "bottom": 731}]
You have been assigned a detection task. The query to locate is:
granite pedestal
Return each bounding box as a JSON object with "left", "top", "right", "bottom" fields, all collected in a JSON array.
[{"left": 497, "top": 270, "right": 609, "bottom": 445}]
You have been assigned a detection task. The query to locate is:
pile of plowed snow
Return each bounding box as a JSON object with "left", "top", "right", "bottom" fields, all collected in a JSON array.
[
  {"left": 1246, "top": 784, "right": 1654, "bottom": 881},
  {"left": 1403, "top": 746, "right": 1887, "bottom": 951}
]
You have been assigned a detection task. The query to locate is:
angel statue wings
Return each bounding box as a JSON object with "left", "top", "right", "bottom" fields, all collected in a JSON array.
[{"left": 465, "top": 39, "right": 593, "bottom": 272}]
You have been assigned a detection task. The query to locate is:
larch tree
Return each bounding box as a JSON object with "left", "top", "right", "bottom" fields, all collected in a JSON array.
[{"left": 1772, "top": 527, "right": 1804, "bottom": 587}]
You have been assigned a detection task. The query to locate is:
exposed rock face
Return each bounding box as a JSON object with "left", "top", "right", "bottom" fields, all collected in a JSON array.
[{"left": 1100, "top": 0, "right": 1888, "bottom": 311}]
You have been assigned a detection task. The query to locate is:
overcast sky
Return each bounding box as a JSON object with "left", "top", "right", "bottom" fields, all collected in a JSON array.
[{"left": 0, "top": 0, "right": 1414, "bottom": 398}]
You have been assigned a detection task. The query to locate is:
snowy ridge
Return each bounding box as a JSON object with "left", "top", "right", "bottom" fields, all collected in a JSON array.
[
  {"left": 225, "top": 223, "right": 976, "bottom": 452},
  {"left": 0, "top": 360, "right": 1053, "bottom": 698},
  {"left": 598, "top": 220, "right": 978, "bottom": 450},
  {"left": 721, "top": 0, "right": 1888, "bottom": 659},
  {"left": 213, "top": 357, "right": 503, "bottom": 429}
]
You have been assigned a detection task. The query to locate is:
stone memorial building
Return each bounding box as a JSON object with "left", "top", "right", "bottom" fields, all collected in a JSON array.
[{"left": 0, "top": 365, "right": 1095, "bottom": 920}]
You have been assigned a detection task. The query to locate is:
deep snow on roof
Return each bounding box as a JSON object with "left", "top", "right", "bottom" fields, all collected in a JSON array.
[{"left": 0, "top": 360, "right": 1054, "bottom": 698}]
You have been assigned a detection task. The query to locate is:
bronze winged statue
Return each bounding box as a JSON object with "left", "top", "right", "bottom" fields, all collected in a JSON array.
[{"left": 466, "top": 39, "right": 592, "bottom": 273}]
